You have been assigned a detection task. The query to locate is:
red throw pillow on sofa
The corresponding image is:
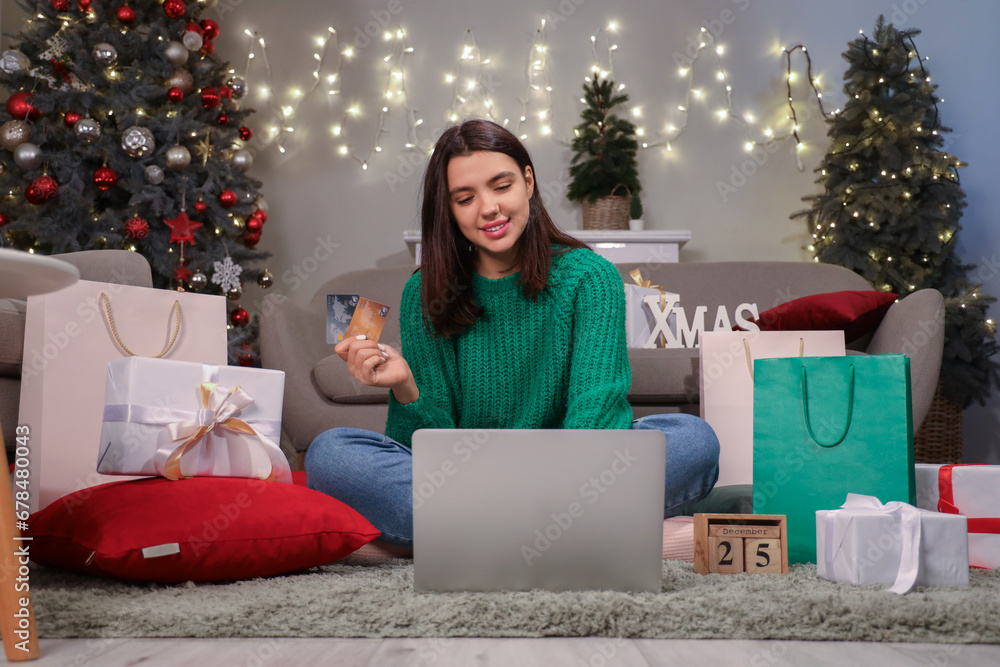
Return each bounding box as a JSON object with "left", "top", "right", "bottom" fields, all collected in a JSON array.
[
  {"left": 27, "top": 475, "right": 380, "bottom": 583},
  {"left": 737, "top": 290, "right": 898, "bottom": 343}
]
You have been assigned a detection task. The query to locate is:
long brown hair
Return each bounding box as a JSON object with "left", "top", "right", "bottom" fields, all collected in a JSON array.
[{"left": 419, "top": 119, "right": 587, "bottom": 338}]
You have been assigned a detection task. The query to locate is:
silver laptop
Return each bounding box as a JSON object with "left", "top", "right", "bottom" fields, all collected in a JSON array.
[{"left": 412, "top": 429, "right": 666, "bottom": 593}]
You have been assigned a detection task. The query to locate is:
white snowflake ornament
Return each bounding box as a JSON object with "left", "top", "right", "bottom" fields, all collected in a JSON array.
[{"left": 211, "top": 256, "right": 243, "bottom": 293}]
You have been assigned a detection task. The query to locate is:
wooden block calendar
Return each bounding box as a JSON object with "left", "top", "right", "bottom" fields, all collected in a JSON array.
[{"left": 694, "top": 513, "right": 788, "bottom": 575}]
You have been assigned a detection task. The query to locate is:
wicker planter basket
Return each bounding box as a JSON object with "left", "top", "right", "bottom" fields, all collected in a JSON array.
[
  {"left": 913, "top": 381, "right": 964, "bottom": 463},
  {"left": 581, "top": 184, "right": 631, "bottom": 230}
]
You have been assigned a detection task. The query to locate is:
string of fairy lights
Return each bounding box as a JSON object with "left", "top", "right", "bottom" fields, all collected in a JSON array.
[{"left": 237, "top": 19, "right": 840, "bottom": 171}]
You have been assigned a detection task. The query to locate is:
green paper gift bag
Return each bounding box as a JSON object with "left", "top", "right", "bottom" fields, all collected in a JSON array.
[{"left": 753, "top": 355, "right": 916, "bottom": 564}]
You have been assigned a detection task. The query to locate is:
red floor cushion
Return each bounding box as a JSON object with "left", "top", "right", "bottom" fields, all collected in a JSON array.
[{"left": 27, "top": 475, "right": 380, "bottom": 583}]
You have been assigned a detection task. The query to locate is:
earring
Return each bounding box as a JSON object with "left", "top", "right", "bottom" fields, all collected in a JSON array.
[{"left": 469, "top": 242, "right": 476, "bottom": 253}]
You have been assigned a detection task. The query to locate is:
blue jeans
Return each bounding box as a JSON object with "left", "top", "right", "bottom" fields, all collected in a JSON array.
[{"left": 305, "top": 414, "right": 720, "bottom": 547}]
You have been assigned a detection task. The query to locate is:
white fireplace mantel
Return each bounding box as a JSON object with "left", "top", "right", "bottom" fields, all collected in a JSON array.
[{"left": 403, "top": 229, "right": 691, "bottom": 264}]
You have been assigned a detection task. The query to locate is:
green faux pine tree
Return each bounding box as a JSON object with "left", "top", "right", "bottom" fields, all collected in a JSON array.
[
  {"left": 793, "top": 16, "right": 999, "bottom": 408},
  {"left": 0, "top": 0, "right": 272, "bottom": 365},
  {"left": 567, "top": 75, "right": 642, "bottom": 219}
]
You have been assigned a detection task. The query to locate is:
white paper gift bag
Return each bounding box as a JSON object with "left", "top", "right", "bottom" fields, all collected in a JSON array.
[
  {"left": 699, "top": 330, "right": 846, "bottom": 487},
  {"left": 915, "top": 463, "right": 1000, "bottom": 569},
  {"left": 98, "top": 357, "right": 290, "bottom": 483},
  {"left": 816, "top": 494, "right": 969, "bottom": 593},
  {"left": 19, "top": 279, "right": 227, "bottom": 512}
]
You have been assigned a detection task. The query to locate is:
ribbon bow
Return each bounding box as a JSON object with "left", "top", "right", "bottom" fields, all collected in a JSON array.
[
  {"left": 629, "top": 268, "right": 665, "bottom": 302},
  {"left": 154, "top": 381, "right": 288, "bottom": 482}
]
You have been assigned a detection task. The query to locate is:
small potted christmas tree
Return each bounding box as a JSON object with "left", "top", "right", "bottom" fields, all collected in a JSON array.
[{"left": 567, "top": 74, "right": 642, "bottom": 230}]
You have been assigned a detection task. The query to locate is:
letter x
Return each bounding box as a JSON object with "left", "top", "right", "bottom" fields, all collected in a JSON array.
[{"left": 643, "top": 294, "right": 679, "bottom": 348}]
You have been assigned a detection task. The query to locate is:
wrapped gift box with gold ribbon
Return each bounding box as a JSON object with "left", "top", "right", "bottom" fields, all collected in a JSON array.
[
  {"left": 97, "top": 357, "right": 291, "bottom": 483},
  {"left": 625, "top": 268, "right": 677, "bottom": 348}
]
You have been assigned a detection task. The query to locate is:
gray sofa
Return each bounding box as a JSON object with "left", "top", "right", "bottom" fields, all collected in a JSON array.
[
  {"left": 260, "top": 260, "right": 945, "bottom": 464},
  {"left": 0, "top": 250, "right": 153, "bottom": 454}
]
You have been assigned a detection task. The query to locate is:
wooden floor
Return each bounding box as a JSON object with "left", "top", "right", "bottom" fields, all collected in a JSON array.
[{"left": 26, "top": 638, "right": 1000, "bottom": 666}]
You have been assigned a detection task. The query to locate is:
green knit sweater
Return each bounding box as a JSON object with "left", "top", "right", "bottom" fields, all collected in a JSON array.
[{"left": 386, "top": 247, "right": 633, "bottom": 447}]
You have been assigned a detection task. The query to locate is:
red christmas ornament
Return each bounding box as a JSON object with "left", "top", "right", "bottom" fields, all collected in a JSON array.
[
  {"left": 163, "top": 0, "right": 186, "bottom": 19},
  {"left": 218, "top": 189, "right": 237, "bottom": 207},
  {"left": 174, "top": 264, "right": 192, "bottom": 283},
  {"left": 219, "top": 86, "right": 233, "bottom": 100},
  {"left": 237, "top": 348, "right": 255, "bottom": 367},
  {"left": 115, "top": 5, "right": 136, "bottom": 24},
  {"left": 93, "top": 166, "right": 117, "bottom": 191},
  {"left": 0, "top": 212, "right": 9, "bottom": 227},
  {"left": 124, "top": 216, "right": 149, "bottom": 240},
  {"left": 164, "top": 210, "right": 203, "bottom": 244},
  {"left": 200, "top": 19, "right": 220, "bottom": 40},
  {"left": 7, "top": 92, "right": 41, "bottom": 122},
  {"left": 229, "top": 307, "right": 250, "bottom": 328},
  {"left": 185, "top": 22, "right": 203, "bottom": 35},
  {"left": 25, "top": 175, "right": 59, "bottom": 204},
  {"left": 64, "top": 111, "right": 83, "bottom": 127},
  {"left": 238, "top": 127, "right": 253, "bottom": 141},
  {"left": 51, "top": 0, "right": 69, "bottom": 10},
  {"left": 201, "top": 40, "right": 215, "bottom": 56},
  {"left": 217, "top": 114, "right": 229, "bottom": 126},
  {"left": 200, "top": 87, "right": 221, "bottom": 109},
  {"left": 167, "top": 87, "right": 184, "bottom": 103},
  {"left": 77, "top": 0, "right": 92, "bottom": 11},
  {"left": 243, "top": 231, "right": 261, "bottom": 247},
  {"left": 193, "top": 198, "right": 208, "bottom": 214},
  {"left": 245, "top": 216, "right": 263, "bottom": 233},
  {"left": 255, "top": 208, "right": 267, "bottom": 224}
]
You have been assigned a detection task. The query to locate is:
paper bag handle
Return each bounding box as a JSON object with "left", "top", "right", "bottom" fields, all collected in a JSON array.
[
  {"left": 743, "top": 337, "right": 804, "bottom": 379},
  {"left": 801, "top": 363, "right": 854, "bottom": 448},
  {"left": 101, "top": 292, "right": 181, "bottom": 358}
]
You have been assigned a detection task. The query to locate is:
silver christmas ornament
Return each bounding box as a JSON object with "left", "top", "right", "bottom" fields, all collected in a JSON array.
[
  {"left": 165, "top": 145, "right": 191, "bottom": 170},
  {"left": 144, "top": 164, "right": 165, "bottom": 184},
  {"left": 0, "top": 49, "right": 30, "bottom": 75},
  {"left": 189, "top": 271, "right": 208, "bottom": 290},
  {"left": 197, "top": 0, "right": 219, "bottom": 8},
  {"left": 92, "top": 42, "right": 118, "bottom": 67},
  {"left": 13, "top": 142, "right": 42, "bottom": 170},
  {"left": 232, "top": 149, "right": 253, "bottom": 172},
  {"left": 226, "top": 75, "right": 247, "bottom": 100},
  {"left": 75, "top": 118, "right": 102, "bottom": 142},
  {"left": 0, "top": 120, "right": 32, "bottom": 151},
  {"left": 256, "top": 195, "right": 269, "bottom": 214},
  {"left": 227, "top": 285, "right": 242, "bottom": 301},
  {"left": 182, "top": 31, "right": 204, "bottom": 52},
  {"left": 121, "top": 126, "right": 156, "bottom": 158},
  {"left": 165, "top": 69, "right": 194, "bottom": 93},
  {"left": 164, "top": 41, "right": 188, "bottom": 66},
  {"left": 257, "top": 269, "right": 274, "bottom": 289}
]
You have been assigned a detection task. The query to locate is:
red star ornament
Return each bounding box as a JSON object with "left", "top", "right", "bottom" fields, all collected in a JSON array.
[
  {"left": 174, "top": 264, "right": 192, "bottom": 283},
  {"left": 164, "top": 210, "right": 203, "bottom": 244}
]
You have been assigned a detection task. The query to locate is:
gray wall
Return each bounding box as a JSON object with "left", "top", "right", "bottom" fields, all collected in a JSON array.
[{"left": 5, "top": 0, "right": 1000, "bottom": 462}]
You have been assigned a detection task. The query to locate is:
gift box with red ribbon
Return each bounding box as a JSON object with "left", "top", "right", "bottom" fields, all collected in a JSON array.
[
  {"left": 915, "top": 463, "right": 1000, "bottom": 569},
  {"left": 97, "top": 357, "right": 291, "bottom": 483}
]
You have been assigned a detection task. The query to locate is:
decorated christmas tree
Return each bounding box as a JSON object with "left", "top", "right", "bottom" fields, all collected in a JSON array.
[
  {"left": 792, "top": 16, "right": 999, "bottom": 408},
  {"left": 0, "top": 0, "right": 273, "bottom": 366},
  {"left": 567, "top": 74, "right": 642, "bottom": 221}
]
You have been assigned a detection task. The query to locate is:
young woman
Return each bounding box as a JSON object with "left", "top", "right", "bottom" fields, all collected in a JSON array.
[{"left": 306, "top": 119, "right": 719, "bottom": 547}]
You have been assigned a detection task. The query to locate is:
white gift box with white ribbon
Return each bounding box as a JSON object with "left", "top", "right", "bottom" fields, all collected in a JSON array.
[
  {"left": 97, "top": 357, "right": 291, "bottom": 483},
  {"left": 915, "top": 463, "right": 1000, "bottom": 569},
  {"left": 816, "top": 494, "right": 969, "bottom": 594}
]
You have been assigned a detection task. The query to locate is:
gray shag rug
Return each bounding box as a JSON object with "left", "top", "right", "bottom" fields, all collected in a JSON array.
[{"left": 32, "top": 558, "right": 1000, "bottom": 643}]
